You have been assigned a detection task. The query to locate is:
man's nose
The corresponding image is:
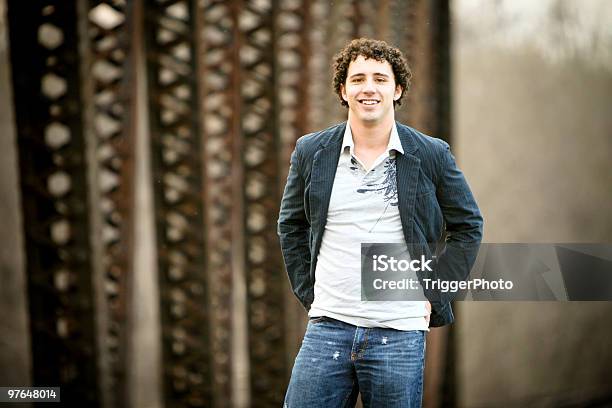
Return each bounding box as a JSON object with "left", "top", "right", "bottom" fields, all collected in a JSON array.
[{"left": 362, "top": 78, "right": 376, "bottom": 93}]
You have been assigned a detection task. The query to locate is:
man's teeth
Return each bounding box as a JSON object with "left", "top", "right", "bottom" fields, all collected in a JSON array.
[{"left": 360, "top": 100, "right": 379, "bottom": 105}]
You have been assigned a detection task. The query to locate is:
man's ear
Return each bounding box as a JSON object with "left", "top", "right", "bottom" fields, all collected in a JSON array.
[
  {"left": 394, "top": 85, "right": 403, "bottom": 101},
  {"left": 341, "top": 84, "right": 347, "bottom": 102}
]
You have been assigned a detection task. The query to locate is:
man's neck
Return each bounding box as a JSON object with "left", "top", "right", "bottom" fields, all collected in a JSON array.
[
  {"left": 346, "top": 114, "right": 396, "bottom": 171},
  {"left": 347, "top": 114, "right": 395, "bottom": 150}
]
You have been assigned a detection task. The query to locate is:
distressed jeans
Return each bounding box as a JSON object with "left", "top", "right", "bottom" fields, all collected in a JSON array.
[{"left": 284, "top": 317, "right": 426, "bottom": 408}]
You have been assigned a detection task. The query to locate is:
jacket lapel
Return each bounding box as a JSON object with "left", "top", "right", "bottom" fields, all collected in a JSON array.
[
  {"left": 311, "top": 144, "right": 341, "bottom": 225},
  {"left": 396, "top": 123, "right": 421, "bottom": 246},
  {"left": 310, "top": 123, "right": 344, "bottom": 259},
  {"left": 396, "top": 153, "right": 421, "bottom": 246}
]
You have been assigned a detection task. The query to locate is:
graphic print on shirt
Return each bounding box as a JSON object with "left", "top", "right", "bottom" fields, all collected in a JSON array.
[
  {"left": 355, "top": 157, "right": 398, "bottom": 232},
  {"left": 349, "top": 157, "right": 361, "bottom": 176}
]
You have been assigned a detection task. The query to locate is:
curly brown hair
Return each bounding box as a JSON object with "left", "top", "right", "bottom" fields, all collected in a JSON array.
[{"left": 332, "top": 38, "right": 412, "bottom": 108}]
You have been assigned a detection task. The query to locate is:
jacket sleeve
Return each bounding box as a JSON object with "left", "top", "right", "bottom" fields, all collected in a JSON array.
[
  {"left": 277, "top": 139, "right": 313, "bottom": 309},
  {"left": 432, "top": 142, "right": 483, "bottom": 305}
]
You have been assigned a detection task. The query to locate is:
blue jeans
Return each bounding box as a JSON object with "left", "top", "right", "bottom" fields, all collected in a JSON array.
[{"left": 284, "top": 317, "right": 426, "bottom": 407}]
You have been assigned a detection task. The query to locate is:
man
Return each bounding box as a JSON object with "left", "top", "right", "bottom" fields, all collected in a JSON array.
[{"left": 278, "top": 38, "right": 483, "bottom": 407}]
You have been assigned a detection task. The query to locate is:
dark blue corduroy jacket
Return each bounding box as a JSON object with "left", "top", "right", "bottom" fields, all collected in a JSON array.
[{"left": 277, "top": 121, "right": 483, "bottom": 327}]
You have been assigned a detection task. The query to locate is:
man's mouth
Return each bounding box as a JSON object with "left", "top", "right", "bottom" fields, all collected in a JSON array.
[{"left": 358, "top": 99, "right": 380, "bottom": 106}]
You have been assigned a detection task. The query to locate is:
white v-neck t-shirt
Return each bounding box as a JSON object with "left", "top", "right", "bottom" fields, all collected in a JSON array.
[{"left": 308, "top": 123, "right": 429, "bottom": 331}]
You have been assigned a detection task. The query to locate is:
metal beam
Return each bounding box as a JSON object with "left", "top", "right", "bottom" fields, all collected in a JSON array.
[{"left": 7, "top": 0, "right": 100, "bottom": 405}]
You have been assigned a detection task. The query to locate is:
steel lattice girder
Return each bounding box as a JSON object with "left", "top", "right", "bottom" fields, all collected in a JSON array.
[
  {"left": 144, "top": 1, "right": 214, "bottom": 407},
  {"left": 7, "top": 1, "right": 100, "bottom": 405},
  {"left": 239, "top": 0, "right": 288, "bottom": 405},
  {"left": 196, "top": 0, "right": 238, "bottom": 406},
  {"left": 7, "top": 0, "right": 137, "bottom": 407},
  {"left": 85, "top": 1, "right": 137, "bottom": 407}
]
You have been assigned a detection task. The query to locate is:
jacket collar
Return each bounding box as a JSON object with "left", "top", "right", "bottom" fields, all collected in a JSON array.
[
  {"left": 319, "top": 122, "right": 345, "bottom": 149},
  {"left": 342, "top": 122, "right": 404, "bottom": 155},
  {"left": 396, "top": 121, "right": 418, "bottom": 155}
]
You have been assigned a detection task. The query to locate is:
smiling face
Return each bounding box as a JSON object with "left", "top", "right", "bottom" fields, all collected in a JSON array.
[{"left": 341, "top": 55, "right": 402, "bottom": 127}]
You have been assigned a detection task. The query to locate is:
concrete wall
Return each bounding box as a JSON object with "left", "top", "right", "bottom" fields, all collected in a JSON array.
[{"left": 453, "top": 1, "right": 612, "bottom": 406}]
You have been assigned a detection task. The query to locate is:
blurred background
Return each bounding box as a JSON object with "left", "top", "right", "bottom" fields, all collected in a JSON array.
[{"left": 1, "top": 0, "right": 611, "bottom": 407}]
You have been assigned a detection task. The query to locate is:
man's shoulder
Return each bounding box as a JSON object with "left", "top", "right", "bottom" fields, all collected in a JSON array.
[
  {"left": 295, "top": 122, "right": 346, "bottom": 154},
  {"left": 397, "top": 122, "right": 448, "bottom": 149},
  {"left": 396, "top": 122, "right": 450, "bottom": 159}
]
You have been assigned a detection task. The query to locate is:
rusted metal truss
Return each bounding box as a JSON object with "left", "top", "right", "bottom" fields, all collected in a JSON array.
[
  {"left": 7, "top": 1, "right": 101, "bottom": 405},
  {"left": 238, "top": 1, "right": 288, "bottom": 405},
  {"left": 7, "top": 0, "right": 135, "bottom": 406},
  {"left": 144, "top": 1, "right": 213, "bottom": 407},
  {"left": 85, "top": 1, "right": 136, "bottom": 407},
  {"left": 196, "top": 0, "right": 238, "bottom": 406}
]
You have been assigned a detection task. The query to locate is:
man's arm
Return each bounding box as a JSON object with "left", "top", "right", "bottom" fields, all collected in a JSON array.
[
  {"left": 433, "top": 142, "right": 483, "bottom": 305},
  {"left": 277, "top": 140, "right": 313, "bottom": 309}
]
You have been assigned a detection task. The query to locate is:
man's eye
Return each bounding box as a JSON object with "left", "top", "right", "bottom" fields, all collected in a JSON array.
[{"left": 376, "top": 77, "right": 387, "bottom": 82}]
